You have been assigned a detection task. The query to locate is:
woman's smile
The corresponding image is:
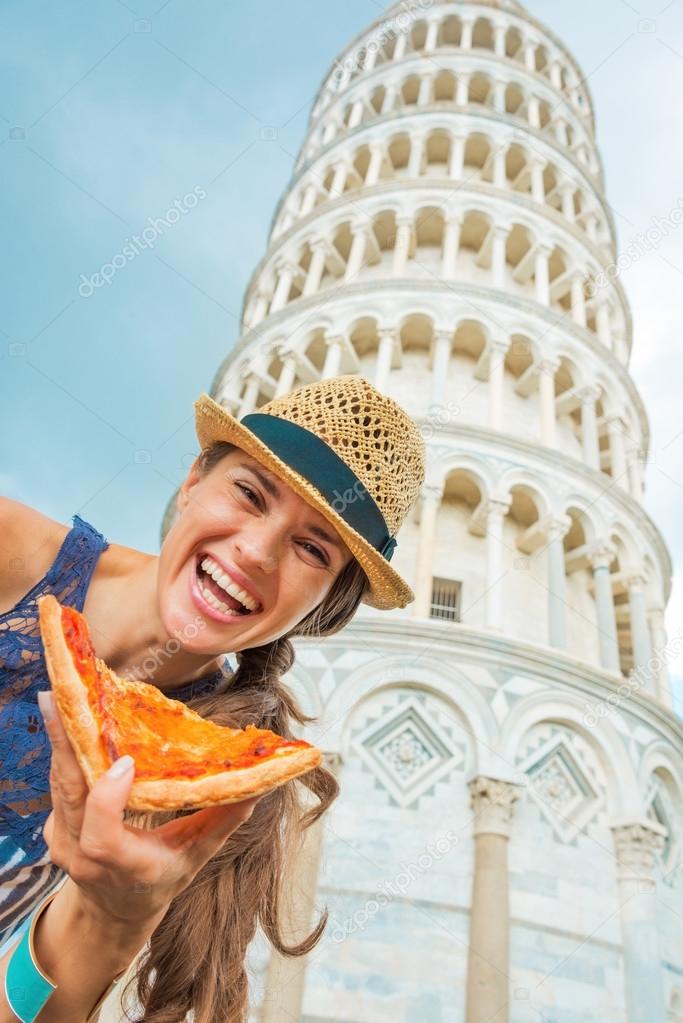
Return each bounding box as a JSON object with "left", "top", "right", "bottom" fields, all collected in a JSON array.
[{"left": 189, "top": 552, "right": 265, "bottom": 625}]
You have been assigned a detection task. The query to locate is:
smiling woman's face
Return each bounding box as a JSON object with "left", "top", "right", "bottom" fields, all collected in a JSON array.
[{"left": 157, "top": 447, "right": 354, "bottom": 654}]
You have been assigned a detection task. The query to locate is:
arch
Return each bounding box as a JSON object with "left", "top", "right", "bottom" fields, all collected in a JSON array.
[
  {"left": 321, "top": 653, "right": 500, "bottom": 774},
  {"left": 500, "top": 689, "right": 639, "bottom": 815}
]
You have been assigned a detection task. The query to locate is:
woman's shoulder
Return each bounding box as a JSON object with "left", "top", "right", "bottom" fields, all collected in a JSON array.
[{"left": 0, "top": 497, "right": 70, "bottom": 615}]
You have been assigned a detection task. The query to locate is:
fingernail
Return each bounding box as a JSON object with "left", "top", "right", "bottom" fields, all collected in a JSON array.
[
  {"left": 108, "top": 755, "right": 135, "bottom": 778},
  {"left": 37, "top": 691, "right": 55, "bottom": 723}
]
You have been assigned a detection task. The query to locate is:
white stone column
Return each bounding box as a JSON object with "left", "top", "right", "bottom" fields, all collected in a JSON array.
[
  {"left": 627, "top": 444, "right": 644, "bottom": 501},
  {"left": 270, "top": 261, "right": 295, "bottom": 312},
  {"left": 538, "top": 356, "right": 558, "bottom": 448},
  {"left": 238, "top": 373, "right": 260, "bottom": 416},
  {"left": 647, "top": 606, "right": 673, "bottom": 708},
  {"left": 365, "top": 142, "right": 384, "bottom": 186},
  {"left": 534, "top": 244, "right": 552, "bottom": 305},
  {"left": 456, "top": 73, "right": 470, "bottom": 106},
  {"left": 393, "top": 32, "right": 407, "bottom": 61},
  {"left": 461, "top": 17, "right": 474, "bottom": 50},
  {"left": 493, "top": 22, "right": 506, "bottom": 57},
  {"left": 589, "top": 541, "right": 620, "bottom": 672},
  {"left": 381, "top": 83, "right": 397, "bottom": 114},
  {"left": 545, "top": 514, "right": 571, "bottom": 649},
  {"left": 345, "top": 222, "right": 368, "bottom": 280},
  {"left": 392, "top": 215, "right": 413, "bottom": 275},
  {"left": 348, "top": 98, "right": 364, "bottom": 128},
  {"left": 571, "top": 273, "right": 587, "bottom": 327},
  {"left": 627, "top": 572, "right": 654, "bottom": 682},
  {"left": 417, "top": 73, "right": 432, "bottom": 106},
  {"left": 274, "top": 352, "right": 297, "bottom": 397},
  {"left": 578, "top": 384, "right": 601, "bottom": 470},
  {"left": 430, "top": 329, "right": 452, "bottom": 408},
  {"left": 424, "top": 19, "right": 439, "bottom": 53},
  {"left": 300, "top": 182, "right": 317, "bottom": 216},
  {"left": 528, "top": 95, "right": 541, "bottom": 129},
  {"left": 260, "top": 753, "right": 343, "bottom": 1023},
  {"left": 524, "top": 38, "right": 537, "bottom": 72},
  {"left": 555, "top": 118, "right": 569, "bottom": 146},
  {"left": 492, "top": 225, "right": 508, "bottom": 287},
  {"left": 303, "top": 240, "right": 327, "bottom": 297},
  {"left": 448, "top": 135, "right": 466, "bottom": 179},
  {"left": 493, "top": 145, "right": 507, "bottom": 189},
  {"left": 465, "top": 776, "right": 521, "bottom": 1023},
  {"left": 408, "top": 134, "right": 425, "bottom": 177},
  {"left": 493, "top": 78, "right": 507, "bottom": 114},
  {"left": 560, "top": 182, "right": 576, "bottom": 222},
  {"left": 550, "top": 59, "right": 563, "bottom": 89},
  {"left": 442, "top": 214, "right": 462, "bottom": 279},
  {"left": 611, "top": 821, "right": 667, "bottom": 1023},
  {"left": 487, "top": 337, "right": 509, "bottom": 432},
  {"left": 363, "top": 43, "right": 377, "bottom": 72},
  {"left": 605, "top": 413, "right": 628, "bottom": 484},
  {"left": 530, "top": 158, "right": 546, "bottom": 202},
  {"left": 321, "top": 334, "right": 344, "bottom": 379},
  {"left": 375, "top": 327, "right": 397, "bottom": 391},
  {"left": 329, "top": 159, "right": 348, "bottom": 198},
  {"left": 413, "top": 483, "right": 443, "bottom": 617},
  {"left": 596, "top": 298, "right": 612, "bottom": 348},
  {"left": 484, "top": 498, "right": 511, "bottom": 631}
]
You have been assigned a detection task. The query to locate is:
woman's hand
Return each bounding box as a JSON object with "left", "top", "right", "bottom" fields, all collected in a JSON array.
[{"left": 38, "top": 689, "right": 259, "bottom": 931}]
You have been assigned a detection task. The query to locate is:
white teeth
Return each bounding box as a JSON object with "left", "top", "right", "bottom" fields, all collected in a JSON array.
[
  {"left": 199, "top": 581, "right": 241, "bottom": 616},
  {"left": 199, "top": 556, "right": 260, "bottom": 612}
]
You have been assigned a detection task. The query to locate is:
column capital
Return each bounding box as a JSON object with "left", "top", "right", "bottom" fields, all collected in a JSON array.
[
  {"left": 603, "top": 410, "right": 626, "bottom": 429},
  {"left": 538, "top": 354, "right": 561, "bottom": 375},
  {"left": 395, "top": 211, "right": 414, "bottom": 229},
  {"left": 421, "top": 481, "right": 445, "bottom": 504},
  {"left": 377, "top": 325, "right": 397, "bottom": 341},
  {"left": 542, "top": 512, "right": 572, "bottom": 542},
  {"left": 488, "top": 334, "right": 510, "bottom": 357},
  {"left": 468, "top": 775, "right": 522, "bottom": 838},
  {"left": 349, "top": 217, "right": 369, "bottom": 236},
  {"left": 309, "top": 236, "right": 328, "bottom": 254},
  {"left": 324, "top": 332, "right": 345, "bottom": 349},
  {"left": 587, "top": 538, "right": 617, "bottom": 571},
  {"left": 433, "top": 326, "right": 454, "bottom": 345},
  {"left": 611, "top": 820, "right": 667, "bottom": 880},
  {"left": 534, "top": 241, "right": 554, "bottom": 259},
  {"left": 626, "top": 570, "right": 648, "bottom": 593},
  {"left": 647, "top": 603, "right": 666, "bottom": 624},
  {"left": 576, "top": 382, "right": 601, "bottom": 404},
  {"left": 484, "top": 495, "right": 512, "bottom": 519},
  {"left": 322, "top": 750, "right": 344, "bottom": 776}
]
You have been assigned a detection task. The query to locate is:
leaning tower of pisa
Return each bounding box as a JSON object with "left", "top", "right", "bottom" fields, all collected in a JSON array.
[{"left": 166, "top": 2, "right": 682, "bottom": 1020}]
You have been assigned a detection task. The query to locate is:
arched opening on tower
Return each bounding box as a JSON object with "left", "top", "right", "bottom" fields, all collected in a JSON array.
[
  {"left": 472, "top": 18, "right": 494, "bottom": 52},
  {"left": 433, "top": 70, "right": 456, "bottom": 103},
  {"left": 438, "top": 16, "right": 462, "bottom": 49}
]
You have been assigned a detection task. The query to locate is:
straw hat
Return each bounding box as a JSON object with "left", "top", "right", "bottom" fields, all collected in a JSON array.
[{"left": 193, "top": 375, "right": 426, "bottom": 610}]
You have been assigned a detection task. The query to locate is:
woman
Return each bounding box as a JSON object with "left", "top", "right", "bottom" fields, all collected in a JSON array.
[{"left": 0, "top": 374, "right": 425, "bottom": 1022}]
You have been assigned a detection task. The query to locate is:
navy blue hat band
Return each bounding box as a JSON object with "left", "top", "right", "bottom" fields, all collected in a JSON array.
[{"left": 240, "top": 413, "right": 397, "bottom": 562}]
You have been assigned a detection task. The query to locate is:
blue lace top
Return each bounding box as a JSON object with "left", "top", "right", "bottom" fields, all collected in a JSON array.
[{"left": 0, "top": 513, "right": 233, "bottom": 949}]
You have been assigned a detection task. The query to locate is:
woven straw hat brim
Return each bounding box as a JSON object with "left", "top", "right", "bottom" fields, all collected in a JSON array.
[{"left": 194, "top": 395, "right": 414, "bottom": 611}]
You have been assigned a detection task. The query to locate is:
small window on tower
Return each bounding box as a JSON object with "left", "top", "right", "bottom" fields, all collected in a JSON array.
[{"left": 430, "top": 577, "right": 461, "bottom": 622}]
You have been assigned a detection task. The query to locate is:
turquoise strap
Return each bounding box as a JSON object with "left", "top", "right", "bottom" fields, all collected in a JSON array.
[{"left": 4, "top": 900, "right": 57, "bottom": 1022}]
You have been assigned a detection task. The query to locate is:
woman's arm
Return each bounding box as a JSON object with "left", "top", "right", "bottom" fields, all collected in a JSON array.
[
  {"left": 0, "top": 497, "right": 67, "bottom": 614},
  {"left": 0, "top": 689, "right": 259, "bottom": 1023},
  {"left": 0, "top": 878, "right": 165, "bottom": 1023}
]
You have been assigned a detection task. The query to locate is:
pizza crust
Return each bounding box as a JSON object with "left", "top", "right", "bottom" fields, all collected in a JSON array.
[{"left": 37, "top": 594, "right": 322, "bottom": 810}]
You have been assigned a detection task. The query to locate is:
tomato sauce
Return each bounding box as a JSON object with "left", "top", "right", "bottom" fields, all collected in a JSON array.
[{"left": 60, "top": 605, "right": 311, "bottom": 780}]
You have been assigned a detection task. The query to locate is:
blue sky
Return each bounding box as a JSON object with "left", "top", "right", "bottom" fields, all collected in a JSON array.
[{"left": 1, "top": 0, "right": 682, "bottom": 704}]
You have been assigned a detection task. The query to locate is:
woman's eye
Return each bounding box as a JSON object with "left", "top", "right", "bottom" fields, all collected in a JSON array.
[
  {"left": 236, "top": 483, "right": 261, "bottom": 507},
  {"left": 300, "top": 541, "right": 327, "bottom": 564}
]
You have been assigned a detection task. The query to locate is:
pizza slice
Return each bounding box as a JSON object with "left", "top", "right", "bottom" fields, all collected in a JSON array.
[{"left": 37, "top": 593, "right": 322, "bottom": 811}]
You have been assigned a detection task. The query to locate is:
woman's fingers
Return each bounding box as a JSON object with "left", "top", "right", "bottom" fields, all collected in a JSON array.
[
  {"left": 77, "top": 755, "right": 137, "bottom": 864},
  {"left": 38, "top": 690, "right": 89, "bottom": 842},
  {"left": 154, "top": 797, "right": 260, "bottom": 864}
]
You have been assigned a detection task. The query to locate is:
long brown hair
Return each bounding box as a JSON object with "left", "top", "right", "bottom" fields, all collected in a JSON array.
[{"left": 123, "top": 442, "right": 368, "bottom": 1022}]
